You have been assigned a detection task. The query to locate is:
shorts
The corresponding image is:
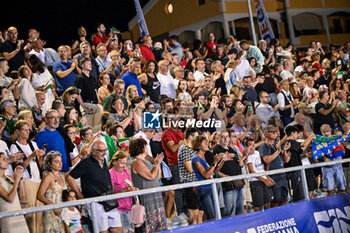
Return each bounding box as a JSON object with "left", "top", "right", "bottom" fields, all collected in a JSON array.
[
  {"left": 183, "top": 187, "right": 201, "bottom": 210},
  {"left": 322, "top": 165, "right": 346, "bottom": 191},
  {"left": 250, "top": 181, "right": 273, "bottom": 207},
  {"left": 89, "top": 203, "right": 122, "bottom": 232},
  {"left": 270, "top": 174, "right": 289, "bottom": 203},
  {"left": 119, "top": 210, "right": 134, "bottom": 233}
]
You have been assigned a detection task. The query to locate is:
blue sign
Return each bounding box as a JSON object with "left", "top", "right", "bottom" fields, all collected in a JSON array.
[
  {"left": 160, "top": 193, "right": 350, "bottom": 233},
  {"left": 143, "top": 111, "right": 161, "bottom": 129}
]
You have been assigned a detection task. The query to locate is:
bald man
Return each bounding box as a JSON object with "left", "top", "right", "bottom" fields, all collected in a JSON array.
[
  {"left": 157, "top": 60, "right": 176, "bottom": 98},
  {"left": 67, "top": 140, "right": 123, "bottom": 233},
  {"left": 0, "top": 26, "right": 28, "bottom": 72}
]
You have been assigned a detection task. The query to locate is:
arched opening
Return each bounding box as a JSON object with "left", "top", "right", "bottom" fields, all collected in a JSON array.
[
  {"left": 292, "top": 13, "right": 323, "bottom": 36},
  {"left": 178, "top": 30, "right": 196, "bottom": 44},
  {"left": 233, "top": 17, "right": 278, "bottom": 41},
  {"left": 201, "top": 22, "right": 224, "bottom": 43},
  {"left": 327, "top": 12, "right": 350, "bottom": 34}
]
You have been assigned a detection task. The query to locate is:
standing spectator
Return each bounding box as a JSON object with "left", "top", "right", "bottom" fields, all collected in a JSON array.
[
  {"left": 256, "top": 91, "right": 280, "bottom": 127},
  {"left": 320, "top": 124, "right": 346, "bottom": 196},
  {"left": 75, "top": 57, "right": 103, "bottom": 132},
  {"left": 71, "top": 26, "right": 88, "bottom": 55},
  {"left": 246, "top": 138, "right": 274, "bottom": 211},
  {"left": 103, "top": 79, "right": 128, "bottom": 111},
  {"left": 17, "top": 65, "right": 38, "bottom": 110},
  {"left": 211, "top": 130, "right": 245, "bottom": 217},
  {"left": 27, "top": 54, "right": 57, "bottom": 110},
  {"left": 337, "top": 90, "right": 350, "bottom": 125},
  {"left": 259, "top": 125, "right": 290, "bottom": 207},
  {"left": 152, "top": 42, "right": 163, "bottom": 63},
  {"left": 67, "top": 140, "right": 123, "bottom": 233},
  {"left": 169, "top": 35, "right": 183, "bottom": 61},
  {"left": 92, "top": 23, "right": 109, "bottom": 50},
  {"left": 280, "top": 59, "right": 295, "bottom": 82},
  {"left": 277, "top": 80, "right": 299, "bottom": 126},
  {"left": 34, "top": 109, "right": 72, "bottom": 172},
  {"left": 0, "top": 57, "right": 19, "bottom": 100},
  {"left": 37, "top": 151, "right": 67, "bottom": 233},
  {"left": 191, "top": 135, "right": 225, "bottom": 220},
  {"left": 120, "top": 60, "right": 143, "bottom": 97},
  {"left": 241, "top": 76, "right": 258, "bottom": 105},
  {"left": 193, "top": 59, "right": 208, "bottom": 84},
  {"left": 240, "top": 40, "right": 265, "bottom": 72},
  {"left": 178, "top": 127, "right": 202, "bottom": 225},
  {"left": 141, "top": 35, "right": 155, "bottom": 61},
  {"left": 98, "top": 72, "right": 113, "bottom": 104},
  {"left": 161, "top": 117, "right": 186, "bottom": 224},
  {"left": 0, "top": 99, "right": 17, "bottom": 146},
  {"left": 109, "top": 151, "right": 137, "bottom": 233},
  {"left": 130, "top": 138, "right": 167, "bottom": 233},
  {"left": 60, "top": 190, "right": 84, "bottom": 233},
  {"left": 53, "top": 45, "right": 79, "bottom": 96},
  {"left": 139, "top": 60, "right": 161, "bottom": 106},
  {"left": 10, "top": 120, "right": 45, "bottom": 233},
  {"left": 0, "top": 154, "right": 28, "bottom": 233},
  {"left": 205, "top": 32, "right": 217, "bottom": 58},
  {"left": 1, "top": 27, "right": 28, "bottom": 73},
  {"left": 157, "top": 60, "right": 176, "bottom": 99},
  {"left": 76, "top": 41, "right": 99, "bottom": 81},
  {"left": 314, "top": 91, "right": 338, "bottom": 134}
]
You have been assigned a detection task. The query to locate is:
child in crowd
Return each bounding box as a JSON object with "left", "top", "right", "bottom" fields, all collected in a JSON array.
[{"left": 61, "top": 189, "right": 84, "bottom": 233}]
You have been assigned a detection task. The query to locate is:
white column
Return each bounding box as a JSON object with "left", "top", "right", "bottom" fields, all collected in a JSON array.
[
  {"left": 195, "top": 29, "right": 202, "bottom": 40},
  {"left": 231, "top": 20, "right": 236, "bottom": 36},
  {"left": 322, "top": 15, "right": 331, "bottom": 43},
  {"left": 222, "top": 15, "right": 230, "bottom": 38},
  {"left": 284, "top": 0, "right": 297, "bottom": 44}
]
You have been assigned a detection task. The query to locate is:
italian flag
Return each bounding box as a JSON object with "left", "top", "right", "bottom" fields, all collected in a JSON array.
[
  {"left": 42, "top": 79, "right": 53, "bottom": 93},
  {"left": 117, "top": 138, "right": 130, "bottom": 151}
]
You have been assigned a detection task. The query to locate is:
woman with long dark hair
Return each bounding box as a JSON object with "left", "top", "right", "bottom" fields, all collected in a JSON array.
[{"left": 27, "top": 54, "right": 57, "bottom": 110}]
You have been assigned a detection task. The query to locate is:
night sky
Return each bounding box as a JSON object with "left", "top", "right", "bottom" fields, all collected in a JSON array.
[{"left": 3, "top": 0, "right": 149, "bottom": 49}]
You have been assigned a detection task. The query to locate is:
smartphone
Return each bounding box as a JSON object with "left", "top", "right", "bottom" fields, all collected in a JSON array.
[{"left": 42, "top": 144, "right": 48, "bottom": 150}]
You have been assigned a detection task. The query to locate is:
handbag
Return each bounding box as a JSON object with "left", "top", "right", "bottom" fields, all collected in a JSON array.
[
  {"left": 130, "top": 196, "right": 145, "bottom": 227},
  {"left": 99, "top": 189, "right": 119, "bottom": 212},
  {"left": 222, "top": 179, "right": 246, "bottom": 191}
]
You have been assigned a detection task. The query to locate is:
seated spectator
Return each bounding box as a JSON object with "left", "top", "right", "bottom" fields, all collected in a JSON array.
[
  {"left": 125, "top": 85, "right": 139, "bottom": 106},
  {"left": 103, "top": 79, "right": 128, "bottom": 111},
  {"left": 60, "top": 86, "right": 79, "bottom": 108}
]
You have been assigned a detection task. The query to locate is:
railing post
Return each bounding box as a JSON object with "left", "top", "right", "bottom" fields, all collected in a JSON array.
[
  {"left": 300, "top": 168, "right": 310, "bottom": 200},
  {"left": 211, "top": 183, "right": 222, "bottom": 220},
  {"left": 90, "top": 202, "right": 100, "bottom": 233}
]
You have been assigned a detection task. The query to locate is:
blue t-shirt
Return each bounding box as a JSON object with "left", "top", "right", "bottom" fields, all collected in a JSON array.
[
  {"left": 191, "top": 155, "right": 211, "bottom": 189},
  {"left": 53, "top": 60, "right": 77, "bottom": 91},
  {"left": 259, "top": 142, "right": 284, "bottom": 171},
  {"left": 120, "top": 71, "right": 143, "bottom": 97},
  {"left": 34, "top": 128, "right": 69, "bottom": 172}
]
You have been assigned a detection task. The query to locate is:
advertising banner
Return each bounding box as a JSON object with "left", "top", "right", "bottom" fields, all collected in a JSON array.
[{"left": 161, "top": 193, "right": 350, "bottom": 233}]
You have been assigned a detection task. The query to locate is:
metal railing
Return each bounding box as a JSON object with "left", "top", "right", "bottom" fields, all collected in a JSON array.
[{"left": 0, "top": 158, "right": 349, "bottom": 233}]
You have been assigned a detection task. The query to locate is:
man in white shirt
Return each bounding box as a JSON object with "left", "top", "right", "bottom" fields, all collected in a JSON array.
[
  {"left": 280, "top": 59, "right": 296, "bottom": 82},
  {"left": 193, "top": 58, "right": 208, "bottom": 84},
  {"left": 256, "top": 91, "right": 280, "bottom": 126},
  {"left": 0, "top": 57, "right": 19, "bottom": 100},
  {"left": 157, "top": 60, "right": 176, "bottom": 99},
  {"left": 235, "top": 56, "right": 254, "bottom": 84},
  {"left": 134, "top": 128, "right": 156, "bottom": 159},
  {"left": 294, "top": 58, "right": 309, "bottom": 79}
]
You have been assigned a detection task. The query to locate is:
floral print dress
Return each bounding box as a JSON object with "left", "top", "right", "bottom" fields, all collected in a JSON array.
[{"left": 43, "top": 172, "right": 67, "bottom": 233}]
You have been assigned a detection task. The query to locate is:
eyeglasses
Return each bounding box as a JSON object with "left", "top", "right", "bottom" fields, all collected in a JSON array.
[
  {"left": 95, "top": 148, "right": 108, "bottom": 153},
  {"left": 267, "top": 131, "right": 277, "bottom": 134},
  {"left": 261, "top": 96, "right": 269, "bottom": 98},
  {"left": 46, "top": 116, "right": 60, "bottom": 120}
]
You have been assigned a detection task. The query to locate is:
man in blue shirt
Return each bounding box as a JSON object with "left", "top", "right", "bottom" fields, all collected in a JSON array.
[
  {"left": 120, "top": 60, "right": 142, "bottom": 96},
  {"left": 34, "top": 109, "right": 70, "bottom": 172},
  {"left": 53, "top": 45, "right": 79, "bottom": 95}
]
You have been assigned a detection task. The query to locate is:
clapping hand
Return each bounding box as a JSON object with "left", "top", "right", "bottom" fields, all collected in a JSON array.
[{"left": 154, "top": 152, "right": 164, "bottom": 166}]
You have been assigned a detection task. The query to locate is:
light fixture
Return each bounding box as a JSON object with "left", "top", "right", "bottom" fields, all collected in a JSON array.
[{"left": 165, "top": 3, "right": 173, "bottom": 15}]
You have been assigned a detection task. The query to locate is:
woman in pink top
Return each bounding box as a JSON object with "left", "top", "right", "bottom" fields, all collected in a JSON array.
[{"left": 109, "top": 151, "right": 136, "bottom": 233}]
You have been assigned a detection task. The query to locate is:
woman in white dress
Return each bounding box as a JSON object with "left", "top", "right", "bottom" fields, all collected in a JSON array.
[
  {"left": 27, "top": 54, "right": 57, "bottom": 110},
  {"left": 17, "top": 65, "right": 38, "bottom": 110}
]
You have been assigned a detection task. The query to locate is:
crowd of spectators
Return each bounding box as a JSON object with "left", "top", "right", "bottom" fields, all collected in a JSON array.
[{"left": 0, "top": 23, "right": 349, "bottom": 233}]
